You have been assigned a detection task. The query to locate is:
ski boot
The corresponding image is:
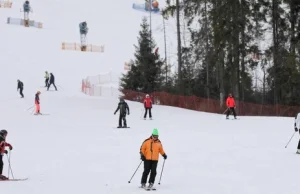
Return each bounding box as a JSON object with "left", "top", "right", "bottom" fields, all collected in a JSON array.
[
  {"left": 0, "top": 175, "right": 9, "bottom": 180},
  {"left": 146, "top": 183, "right": 156, "bottom": 190},
  {"left": 296, "top": 149, "right": 300, "bottom": 154},
  {"left": 140, "top": 183, "right": 146, "bottom": 188}
]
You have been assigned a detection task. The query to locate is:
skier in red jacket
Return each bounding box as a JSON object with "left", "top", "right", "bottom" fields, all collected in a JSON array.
[
  {"left": 0, "top": 129, "right": 13, "bottom": 180},
  {"left": 144, "top": 94, "right": 152, "bottom": 119},
  {"left": 226, "top": 93, "right": 237, "bottom": 119}
]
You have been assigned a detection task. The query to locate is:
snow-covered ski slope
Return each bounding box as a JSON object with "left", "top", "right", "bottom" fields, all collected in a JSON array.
[{"left": 0, "top": 0, "right": 300, "bottom": 194}]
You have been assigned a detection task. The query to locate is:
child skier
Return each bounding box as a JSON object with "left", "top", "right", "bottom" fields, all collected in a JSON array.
[
  {"left": 0, "top": 129, "right": 13, "bottom": 180},
  {"left": 143, "top": 94, "right": 152, "bottom": 119},
  {"left": 35, "top": 91, "right": 41, "bottom": 115}
]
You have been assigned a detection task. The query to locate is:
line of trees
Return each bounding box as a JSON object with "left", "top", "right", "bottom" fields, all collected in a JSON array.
[{"left": 121, "top": 0, "right": 300, "bottom": 107}]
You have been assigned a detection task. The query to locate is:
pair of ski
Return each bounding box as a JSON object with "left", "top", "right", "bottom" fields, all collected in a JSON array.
[
  {"left": 0, "top": 178, "right": 28, "bottom": 181},
  {"left": 34, "top": 113, "right": 50, "bottom": 116}
]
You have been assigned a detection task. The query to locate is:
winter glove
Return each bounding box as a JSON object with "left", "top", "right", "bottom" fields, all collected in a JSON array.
[
  {"left": 8, "top": 145, "right": 12, "bottom": 150},
  {"left": 4, "top": 150, "right": 8, "bottom": 154},
  {"left": 114, "top": 112, "right": 116, "bottom": 115},
  {"left": 295, "top": 127, "right": 298, "bottom": 132},
  {"left": 140, "top": 154, "right": 146, "bottom": 161},
  {"left": 162, "top": 154, "right": 167, "bottom": 160}
]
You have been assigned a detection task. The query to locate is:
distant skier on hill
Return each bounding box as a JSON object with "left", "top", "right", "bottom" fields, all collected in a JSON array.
[
  {"left": 144, "top": 94, "right": 152, "bottom": 119},
  {"left": 47, "top": 73, "right": 57, "bottom": 91},
  {"left": 44, "top": 71, "right": 49, "bottom": 87},
  {"left": 17, "top": 79, "right": 24, "bottom": 98},
  {"left": 139, "top": 128, "right": 167, "bottom": 190},
  {"left": 114, "top": 99, "right": 130, "bottom": 128},
  {"left": 34, "top": 91, "right": 41, "bottom": 115},
  {"left": 294, "top": 113, "right": 300, "bottom": 154},
  {"left": 225, "top": 93, "right": 237, "bottom": 119},
  {"left": 0, "top": 129, "right": 13, "bottom": 180}
]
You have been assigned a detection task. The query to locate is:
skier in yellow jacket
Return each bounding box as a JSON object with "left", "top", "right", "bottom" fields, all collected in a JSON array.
[
  {"left": 140, "top": 128, "right": 167, "bottom": 189},
  {"left": 44, "top": 71, "right": 49, "bottom": 87}
]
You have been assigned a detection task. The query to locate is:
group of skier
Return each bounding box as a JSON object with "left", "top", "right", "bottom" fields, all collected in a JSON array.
[
  {"left": 113, "top": 94, "right": 165, "bottom": 189},
  {"left": 16, "top": 71, "right": 57, "bottom": 115},
  {"left": 114, "top": 94, "right": 153, "bottom": 128}
]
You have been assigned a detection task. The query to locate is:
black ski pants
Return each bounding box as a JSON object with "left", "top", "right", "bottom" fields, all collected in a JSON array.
[
  {"left": 45, "top": 78, "right": 49, "bottom": 87},
  {"left": 119, "top": 113, "right": 127, "bottom": 127},
  {"left": 144, "top": 108, "right": 152, "bottom": 118},
  {"left": 0, "top": 155, "right": 3, "bottom": 175},
  {"left": 47, "top": 82, "right": 57, "bottom": 91},
  {"left": 19, "top": 88, "right": 24, "bottom": 98},
  {"left": 141, "top": 160, "right": 158, "bottom": 184},
  {"left": 226, "top": 107, "right": 237, "bottom": 117},
  {"left": 297, "top": 139, "right": 300, "bottom": 149}
]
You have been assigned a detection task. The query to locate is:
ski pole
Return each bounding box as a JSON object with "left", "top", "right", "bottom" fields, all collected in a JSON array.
[
  {"left": 140, "top": 108, "right": 144, "bottom": 119},
  {"left": 285, "top": 131, "right": 297, "bottom": 148},
  {"left": 26, "top": 105, "right": 34, "bottom": 111},
  {"left": 6, "top": 151, "right": 14, "bottom": 179},
  {"left": 223, "top": 107, "right": 229, "bottom": 114},
  {"left": 128, "top": 160, "right": 143, "bottom": 183},
  {"left": 158, "top": 159, "right": 165, "bottom": 185}
]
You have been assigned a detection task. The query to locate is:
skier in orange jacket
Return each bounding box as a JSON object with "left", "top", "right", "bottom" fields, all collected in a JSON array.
[
  {"left": 140, "top": 128, "right": 167, "bottom": 189},
  {"left": 226, "top": 93, "right": 237, "bottom": 119}
]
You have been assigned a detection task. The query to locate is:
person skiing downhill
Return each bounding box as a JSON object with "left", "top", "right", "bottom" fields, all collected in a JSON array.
[
  {"left": 0, "top": 129, "right": 13, "bottom": 180},
  {"left": 47, "top": 73, "right": 57, "bottom": 91},
  {"left": 140, "top": 128, "right": 167, "bottom": 189},
  {"left": 44, "top": 71, "right": 49, "bottom": 87},
  {"left": 114, "top": 99, "right": 130, "bottom": 128},
  {"left": 294, "top": 113, "right": 300, "bottom": 154},
  {"left": 17, "top": 79, "right": 24, "bottom": 98},
  {"left": 143, "top": 94, "right": 152, "bottom": 119},
  {"left": 34, "top": 91, "right": 41, "bottom": 115},
  {"left": 225, "top": 93, "right": 237, "bottom": 119}
]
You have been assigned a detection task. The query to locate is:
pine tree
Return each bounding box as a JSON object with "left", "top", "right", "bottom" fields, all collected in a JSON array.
[{"left": 120, "top": 17, "right": 164, "bottom": 94}]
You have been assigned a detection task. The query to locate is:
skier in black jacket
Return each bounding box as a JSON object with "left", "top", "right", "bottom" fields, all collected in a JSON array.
[
  {"left": 47, "top": 73, "right": 57, "bottom": 91},
  {"left": 17, "top": 79, "right": 24, "bottom": 98},
  {"left": 114, "top": 99, "right": 130, "bottom": 128}
]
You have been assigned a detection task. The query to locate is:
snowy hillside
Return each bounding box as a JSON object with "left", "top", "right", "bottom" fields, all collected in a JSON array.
[{"left": 0, "top": 0, "right": 300, "bottom": 194}]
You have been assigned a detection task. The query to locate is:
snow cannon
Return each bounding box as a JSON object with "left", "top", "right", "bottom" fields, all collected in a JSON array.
[
  {"left": 0, "top": 0, "right": 12, "bottom": 8},
  {"left": 132, "top": 1, "right": 161, "bottom": 14},
  {"left": 62, "top": 21, "right": 104, "bottom": 53}
]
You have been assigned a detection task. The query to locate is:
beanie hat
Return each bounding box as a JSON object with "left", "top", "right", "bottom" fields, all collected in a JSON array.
[{"left": 152, "top": 128, "right": 159, "bottom": 136}]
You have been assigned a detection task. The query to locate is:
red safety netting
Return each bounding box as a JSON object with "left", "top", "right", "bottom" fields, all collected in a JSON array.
[{"left": 121, "top": 90, "right": 300, "bottom": 117}]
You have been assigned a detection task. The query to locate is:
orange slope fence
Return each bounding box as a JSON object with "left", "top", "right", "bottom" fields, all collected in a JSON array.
[{"left": 121, "top": 90, "right": 300, "bottom": 117}]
